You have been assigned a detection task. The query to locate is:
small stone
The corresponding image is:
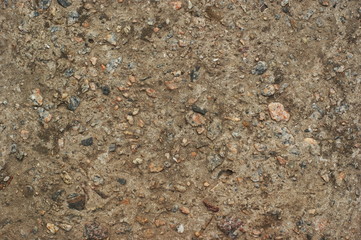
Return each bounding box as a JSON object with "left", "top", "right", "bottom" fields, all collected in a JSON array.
[
  {"left": 164, "top": 80, "right": 179, "bottom": 90},
  {"left": 170, "top": 1, "right": 182, "bottom": 10},
  {"left": 177, "top": 224, "right": 185, "bottom": 233},
  {"left": 203, "top": 199, "right": 219, "bottom": 212},
  {"left": 46, "top": 223, "right": 59, "bottom": 234},
  {"left": 57, "top": 0, "right": 72, "bottom": 8},
  {"left": 191, "top": 105, "right": 207, "bottom": 115},
  {"left": 81, "top": 137, "right": 93, "bottom": 146},
  {"left": 136, "top": 216, "right": 149, "bottom": 225},
  {"left": 117, "top": 178, "right": 127, "bottom": 185},
  {"left": 84, "top": 221, "right": 109, "bottom": 240},
  {"left": 149, "top": 163, "right": 164, "bottom": 173},
  {"left": 207, "top": 119, "right": 222, "bottom": 140},
  {"left": 268, "top": 102, "right": 290, "bottom": 122},
  {"left": 68, "top": 96, "right": 81, "bottom": 111},
  {"left": 133, "top": 158, "right": 143, "bottom": 165},
  {"left": 154, "top": 219, "right": 166, "bottom": 227},
  {"left": 174, "top": 184, "right": 187, "bottom": 192},
  {"left": 207, "top": 154, "right": 223, "bottom": 172},
  {"left": 308, "top": 209, "right": 316, "bottom": 215},
  {"left": 30, "top": 88, "right": 43, "bottom": 106},
  {"left": 321, "top": 173, "right": 330, "bottom": 183},
  {"left": 90, "top": 57, "right": 97, "bottom": 65},
  {"left": 186, "top": 112, "right": 206, "bottom": 127},
  {"left": 59, "top": 224, "right": 73, "bottom": 232},
  {"left": 101, "top": 85, "right": 110, "bottom": 95},
  {"left": 20, "top": 130, "right": 30, "bottom": 140},
  {"left": 109, "top": 143, "right": 116, "bottom": 152},
  {"left": 217, "top": 216, "right": 243, "bottom": 239},
  {"left": 276, "top": 156, "right": 288, "bottom": 165},
  {"left": 106, "top": 57, "right": 122, "bottom": 73},
  {"left": 145, "top": 88, "right": 157, "bottom": 98},
  {"left": 105, "top": 33, "right": 117, "bottom": 45},
  {"left": 261, "top": 84, "right": 275, "bottom": 96},
  {"left": 61, "top": 171, "right": 73, "bottom": 185},
  {"left": 92, "top": 175, "right": 104, "bottom": 186},
  {"left": 67, "top": 193, "right": 86, "bottom": 210},
  {"left": 335, "top": 172, "right": 345, "bottom": 186},
  {"left": 254, "top": 143, "right": 267, "bottom": 152},
  {"left": 252, "top": 61, "right": 268, "bottom": 75},
  {"left": 38, "top": 108, "right": 52, "bottom": 123},
  {"left": 180, "top": 206, "right": 190, "bottom": 215}
]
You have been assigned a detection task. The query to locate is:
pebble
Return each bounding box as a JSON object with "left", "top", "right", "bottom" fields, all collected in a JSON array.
[
  {"left": 57, "top": 0, "right": 72, "bottom": 8},
  {"left": 170, "top": 1, "right": 182, "bottom": 10},
  {"left": 101, "top": 85, "right": 111, "bottom": 95},
  {"left": 261, "top": 84, "right": 276, "bottom": 96},
  {"left": 268, "top": 102, "right": 290, "bottom": 122},
  {"left": 203, "top": 199, "right": 219, "bottom": 212},
  {"left": 81, "top": 137, "right": 93, "bottom": 146},
  {"left": 68, "top": 96, "right": 81, "bottom": 111},
  {"left": 133, "top": 157, "right": 143, "bottom": 165},
  {"left": 180, "top": 206, "right": 190, "bottom": 215},
  {"left": 117, "top": 178, "right": 127, "bottom": 185},
  {"left": 207, "top": 119, "right": 222, "bottom": 140},
  {"left": 59, "top": 223, "right": 73, "bottom": 232},
  {"left": 106, "top": 57, "right": 122, "bottom": 73},
  {"left": 177, "top": 224, "right": 185, "bottom": 233},
  {"left": 109, "top": 143, "right": 116, "bottom": 152},
  {"left": 61, "top": 171, "right": 73, "bottom": 185},
  {"left": 252, "top": 61, "right": 268, "bottom": 75},
  {"left": 186, "top": 112, "right": 206, "bottom": 127},
  {"left": 30, "top": 88, "right": 43, "bottom": 106},
  {"left": 105, "top": 33, "right": 117, "bottom": 45},
  {"left": 149, "top": 163, "right": 164, "bottom": 173},
  {"left": 84, "top": 222, "right": 109, "bottom": 240},
  {"left": 190, "top": 66, "right": 200, "bottom": 81},
  {"left": 38, "top": 0, "right": 52, "bottom": 10},
  {"left": 191, "top": 104, "right": 207, "bottom": 115},
  {"left": 217, "top": 216, "right": 243, "bottom": 239},
  {"left": 67, "top": 193, "right": 86, "bottom": 210},
  {"left": 207, "top": 154, "right": 223, "bottom": 172},
  {"left": 38, "top": 108, "right": 52, "bottom": 123},
  {"left": 46, "top": 223, "right": 59, "bottom": 234}
]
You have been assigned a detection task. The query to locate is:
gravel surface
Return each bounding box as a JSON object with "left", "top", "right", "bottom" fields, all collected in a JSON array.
[{"left": 0, "top": 0, "right": 360, "bottom": 239}]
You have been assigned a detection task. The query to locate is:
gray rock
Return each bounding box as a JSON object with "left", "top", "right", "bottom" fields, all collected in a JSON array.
[
  {"left": 207, "top": 154, "right": 223, "bottom": 172},
  {"left": 57, "top": 0, "right": 72, "bottom": 8},
  {"left": 252, "top": 61, "right": 268, "bottom": 75},
  {"left": 68, "top": 96, "right": 80, "bottom": 111}
]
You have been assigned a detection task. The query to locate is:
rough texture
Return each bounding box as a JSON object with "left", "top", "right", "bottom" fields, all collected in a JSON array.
[{"left": 0, "top": 1, "right": 360, "bottom": 239}]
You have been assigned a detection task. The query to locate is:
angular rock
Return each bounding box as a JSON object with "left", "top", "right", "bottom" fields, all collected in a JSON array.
[
  {"left": 268, "top": 102, "right": 290, "bottom": 122},
  {"left": 217, "top": 216, "right": 243, "bottom": 239},
  {"left": 67, "top": 193, "right": 86, "bottom": 210},
  {"left": 207, "top": 154, "right": 223, "bottom": 172},
  {"left": 68, "top": 96, "right": 81, "bottom": 111},
  {"left": 252, "top": 61, "right": 268, "bottom": 75},
  {"left": 81, "top": 137, "right": 93, "bottom": 146},
  {"left": 57, "top": 0, "right": 72, "bottom": 8},
  {"left": 84, "top": 221, "right": 109, "bottom": 240}
]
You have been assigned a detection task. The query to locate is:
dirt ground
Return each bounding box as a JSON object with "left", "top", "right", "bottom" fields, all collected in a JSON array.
[{"left": 0, "top": 0, "right": 360, "bottom": 239}]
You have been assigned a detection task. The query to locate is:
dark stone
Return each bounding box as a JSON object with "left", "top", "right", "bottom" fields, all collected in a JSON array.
[
  {"left": 67, "top": 193, "right": 86, "bottom": 210},
  {"left": 192, "top": 105, "right": 207, "bottom": 115},
  {"left": 51, "top": 189, "right": 65, "bottom": 201},
  {"left": 84, "top": 221, "right": 109, "bottom": 240},
  {"left": 81, "top": 137, "right": 93, "bottom": 146},
  {"left": 68, "top": 96, "right": 81, "bottom": 111},
  {"left": 23, "top": 185, "right": 34, "bottom": 198},
  {"left": 190, "top": 66, "right": 200, "bottom": 81},
  {"left": 63, "top": 68, "right": 74, "bottom": 77},
  {"left": 117, "top": 178, "right": 127, "bottom": 185},
  {"left": 109, "top": 143, "right": 116, "bottom": 152},
  {"left": 101, "top": 85, "right": 110, "bottom": 95},
  {"left": 38, "top": 0, "right": 52, "bottom": 10},
  {"left": 57, "top": 0, "right": 72, "bottom": 8}
]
